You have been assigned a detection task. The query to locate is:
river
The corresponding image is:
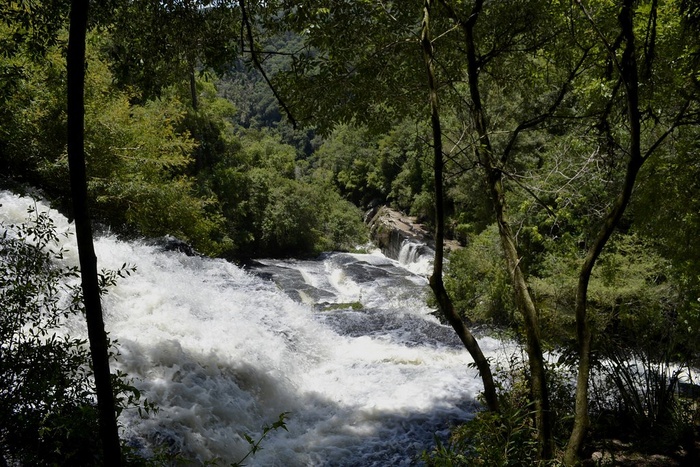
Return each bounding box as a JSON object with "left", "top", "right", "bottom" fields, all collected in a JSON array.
[{"left": 1, "top": 190, "right": 511, "bottom": 466}]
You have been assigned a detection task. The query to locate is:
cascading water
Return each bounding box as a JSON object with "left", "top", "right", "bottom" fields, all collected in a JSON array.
[
  {"left": 396, "top": 240, "right": 434, "bottom": 277},
  {"left": 1, "top": 191, "right": 511, "bottom": 466}
]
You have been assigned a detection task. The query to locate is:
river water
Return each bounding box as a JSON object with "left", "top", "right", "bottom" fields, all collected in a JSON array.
[{"left": 1, "top": 191, "right": 511, "bottom": 466}]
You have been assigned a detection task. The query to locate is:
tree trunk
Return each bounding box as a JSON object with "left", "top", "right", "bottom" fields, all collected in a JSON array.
[
  {"left": 564, "top": 1, "right": 642, "bottom": 463},
  {"left": 454, "top": 0, "right": 553, "bottom": 457},
  {"left": 189, "top": 65, "right": 198, "bottom": 111},
  {"left": 421, "top": 0, "right": 499, "bottom": 413},
  {"left": 488, "top": 168, "right": 553, "bottom": 459},
  {"left": 67, "top": 1, "right": 122, "bottom": 465}
]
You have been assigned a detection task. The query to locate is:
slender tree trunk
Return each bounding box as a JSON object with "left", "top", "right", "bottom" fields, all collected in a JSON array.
[
  {"left": 564, "top": 163, "right": 642, "bottom": 465},
  {"left": 564, "top": 1, "right": 642, "bottom": 463},
  {"left": 421, "top": 0, "right": 499, "bottom": 413},
  {"left": 240, "top": 0, "right": 296, "bottom": 127},
  {"left": 189, "top": 65, "right": 198, "bottom": 111},
  {"left": 482, "top": 167, "right": 555, "bottom": 459},
  {"left": 67, "top": 1, "right": 122, "bottom": 465},
  {"left": 452, "top": 0, "right": 554, "bottom": 457},
  {"left": 487, "top": 168, "right": 554, "bottom": 459}
]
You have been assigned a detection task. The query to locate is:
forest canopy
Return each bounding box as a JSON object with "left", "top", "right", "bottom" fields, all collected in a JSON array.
[{"left": 0, "top": 0, "right": 367, "bottom": 258}]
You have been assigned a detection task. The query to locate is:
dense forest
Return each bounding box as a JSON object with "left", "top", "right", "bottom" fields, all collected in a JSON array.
[{"left": 2, "top": 0, "right": 700, "bottom": 465}]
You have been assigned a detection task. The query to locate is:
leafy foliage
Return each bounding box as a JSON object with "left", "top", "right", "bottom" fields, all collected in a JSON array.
[
  {"left": 208, "top": 130, "right": 367, "bottom": 258},
  {"left": 422, "top": 354, "right": 574, "bottom": 467},
  {"left": 0, "top": 207, "right": 98, "bottom": 465},
  {"left": 0, "top": 206, "right": 152, "bottom": 465},
  {"left": 2, "top": 0, "right": 700, "bottom": 462},
  {"left": 443, "top": 225, "right": 515, "bottom": 326},
  {"left": 1, "top": 15, "right": 368, "bottom": 259},
  {"left": 103, "top": 0, "right": 241, "bottom": 102},
  {"left": 232, "top": 412, "right": 289, "bottom": 467}
]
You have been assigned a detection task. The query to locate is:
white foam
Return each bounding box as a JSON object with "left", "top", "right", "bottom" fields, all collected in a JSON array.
[
  {"left": 1, "top": 191, "right": 508, "bottom": 466},
  {"left": 397, "top": 240, "right": 434, "bottom": 276}
]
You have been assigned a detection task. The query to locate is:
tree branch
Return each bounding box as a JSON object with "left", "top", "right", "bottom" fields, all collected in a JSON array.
[
  {"left": 240, "top": 0, "right": 297, "bottom": 127},
  {"left": 643, "top": 99, "right": 692, "bottom": 160},
  {"left": 501, "top": 48, "right": 590, "bottom": 164}
]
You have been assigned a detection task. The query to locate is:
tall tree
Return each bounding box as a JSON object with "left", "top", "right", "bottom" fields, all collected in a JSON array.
[
  {"left": 449, "top": 0, "right": 555, "bottom": 453},
  {"left": 432, "top": 0, "right": 588, "bottom": 456},
  {"left": 271, "top": 0, "right": 502, "bottom": 413},
  {"left": 564, "top": 0, "right": 696, "bottom": 461},
  {"left": 421, "top": 0, "right": 498, "bottom": 413},
  {"left": 67, "top": 0, "right": 122, "bottom": 463}
]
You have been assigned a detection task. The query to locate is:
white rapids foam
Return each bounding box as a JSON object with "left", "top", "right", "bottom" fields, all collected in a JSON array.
[{"left": 0, "top": 190, "right": 512, "bottom": 466}]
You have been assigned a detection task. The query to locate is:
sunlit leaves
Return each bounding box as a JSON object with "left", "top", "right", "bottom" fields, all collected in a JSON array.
[{"left": 209, "top": 129, "right": 367, "bottom": 257}]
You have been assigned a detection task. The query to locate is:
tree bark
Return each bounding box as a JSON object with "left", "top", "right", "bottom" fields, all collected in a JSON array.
[
  {"left": 189, "top": 66, "right": 198, "bottom": 111},
  {"left": 564, "top": 1, "right": 642, "bottom": 463},
  {"left": 421, "top": 0, "right": 499, "bottom": 413},
  {"left": 67, "top": 1, "right": 122, "bottom": 465},
  {"left": 451, "top": 0, "right": 554, "bottom": 458},
  {"left": 487, "top": 168, "right": 554, "bottom": 460},
  {"left": 429, "top": 0, "right": 556, "bottom": 456}
]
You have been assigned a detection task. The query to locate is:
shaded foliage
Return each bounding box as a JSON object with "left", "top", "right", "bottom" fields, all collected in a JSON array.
[{"left": 0, "top": 207, "right": 151, "bottom": 465}]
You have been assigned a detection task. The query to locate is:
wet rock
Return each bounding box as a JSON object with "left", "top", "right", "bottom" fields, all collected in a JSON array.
[
  {"left": 154, "top": 235, "right": 199, "bottom": 256},
  {"left": 366, "top": 206, "right": 459, "bottom": 261}
]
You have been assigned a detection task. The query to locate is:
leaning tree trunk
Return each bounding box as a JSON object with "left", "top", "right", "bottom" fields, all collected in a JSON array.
[
  {"left": 67, "top": 1, "right": 122, "bottom": 464},
  {"left": 564, "top": 1, "right": 642, "bottom": 462},
  {"left": 456, "top": 0, "right": 553, "bottom": 457},
  {"left": 487, "top": 167, "right": 554, "bottom": 459},
  {"left": 421, "top": 0, "right": 499, "bottom": 413},
  {"left": 564, "top": 1, "right": 691, "bottom": 461}
]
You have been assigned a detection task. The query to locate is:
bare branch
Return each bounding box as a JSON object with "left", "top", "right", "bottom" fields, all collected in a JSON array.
[
  {"left": 643, "top": 99, "right": 692, "bottom": 160},
  {"left": 500, "top": 168, "right": 557, "bottom": 218},
  {"left": 240, "top": 0, "right": 297, "bottom": 127}
]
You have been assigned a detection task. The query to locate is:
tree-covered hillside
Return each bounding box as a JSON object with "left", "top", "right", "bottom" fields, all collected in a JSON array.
[{"left": 1, "top": 0, "right": 366, "bottom": 259}]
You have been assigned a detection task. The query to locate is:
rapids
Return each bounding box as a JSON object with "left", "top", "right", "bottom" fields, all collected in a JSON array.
[{"left": 0, "top": 191, "right": 511, "bottom": 466}]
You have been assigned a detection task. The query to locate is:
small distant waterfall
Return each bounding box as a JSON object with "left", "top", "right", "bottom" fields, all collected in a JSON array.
[{"left": 397, "top": 240, "right": 434, "bottom": 276}]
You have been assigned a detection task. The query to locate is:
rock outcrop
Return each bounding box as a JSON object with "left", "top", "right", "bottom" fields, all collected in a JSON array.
[
  {"left": 366, "top": 206, "right": 460, "bottom": 263},
  {"left": 367, "top": 206, "right": 433, "bottom": 260}
]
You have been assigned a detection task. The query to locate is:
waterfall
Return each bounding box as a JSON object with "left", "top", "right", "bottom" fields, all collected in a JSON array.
[
  {"left": 396, "top": 240, "right": 434, "bottom": 277},
  {"left": 1, "top": 191, "right": 510, "bottom": 466}
]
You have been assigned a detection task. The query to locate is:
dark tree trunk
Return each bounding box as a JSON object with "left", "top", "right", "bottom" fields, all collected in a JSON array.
[
  {"left": 565, "top": 1, "right": 643, "bottom": 462},
  {"left": 189, "top": 66, "right": 198, "bottom": 111},
  {"left": 421, "top": 0, "right": 499, "bottom": 414},
  {"left": 67, "top": 1, "right": 122, "bottom": 464}
]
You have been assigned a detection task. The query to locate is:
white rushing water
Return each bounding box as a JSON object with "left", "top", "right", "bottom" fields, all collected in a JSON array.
[
  {"left": 396, "top": 240, "right": 434, "bottom": 277},
  {"left": 1, "top": 191, "right": 511, "bottom": 466}
]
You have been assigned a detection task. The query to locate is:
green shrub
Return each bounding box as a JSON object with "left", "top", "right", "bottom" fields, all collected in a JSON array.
[
  {"left": 0, "top": 205, "right": 153, "bottom": 465},
  {"left": 443, "top": 225, "right": 516, "bottom": 326},
  {"left": 0, "top": 207, "right": 98, "bottom": 465},
  {"left": 589, "top": 343, "right": 696, "bottom": 455},
  {"left": 423, "top": 353, "right": 574, "bottom": 467},
  {"left": 210, "top": 131, "right": 368, "bottom": 258}
]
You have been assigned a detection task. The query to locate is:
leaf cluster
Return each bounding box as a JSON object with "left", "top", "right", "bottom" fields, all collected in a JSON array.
[{"left": 0, "top": 206, "right": 152, "bottom": 465}]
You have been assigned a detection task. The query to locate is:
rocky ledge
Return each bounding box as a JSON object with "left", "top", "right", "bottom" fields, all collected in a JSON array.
[{"left": 366, "top": 206, "right": 459, "bottom": 261}]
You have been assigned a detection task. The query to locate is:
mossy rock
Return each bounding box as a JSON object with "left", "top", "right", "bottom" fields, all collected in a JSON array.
[{"left": 317, "top": 301, "right": 364, "bottom": 311}]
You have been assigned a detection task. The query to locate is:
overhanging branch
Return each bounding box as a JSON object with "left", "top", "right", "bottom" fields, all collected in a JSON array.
[{"left": 240, "top": 0, "right": 297, "bottom": 127}]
